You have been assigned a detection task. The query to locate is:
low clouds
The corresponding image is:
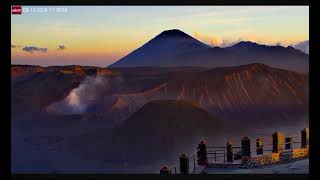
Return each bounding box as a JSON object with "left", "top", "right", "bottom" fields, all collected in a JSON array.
[
  {"left": 57, "top": 45, "right": 67, "bottom": 50},
  {"left": 194, "top": 32, "right": 242, "bottom": 47},
  {"left": 293, "top": 40, "right": 309, "bottom": 54},
  {"left": 194, "top": 32, "right": 222, "bottom": 47},
  {"left": 194, "top": 32, "right": 250, "bottom": 47},
  {"left": 12, "top": 44, "right": 48, "bottom": 53},
  {"left": 12, "top": 43, "right": 68, "bottom": 53},
  {"left": 193, "top": 32, "right": 295, "bottom": 48},
  {"left": 11, "top": 44, "right": 22, "bottom": 48},
  {"left": 220, "top": 38, "right": 242, "bottom": 47},
  {"left": 22, "top": 46, "right": 48, "bottom": 53}
]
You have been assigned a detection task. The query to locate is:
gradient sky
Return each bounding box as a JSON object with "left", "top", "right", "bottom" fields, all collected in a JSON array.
[{"left": 11, "top": 6, "right": 309, "bottom": 67}]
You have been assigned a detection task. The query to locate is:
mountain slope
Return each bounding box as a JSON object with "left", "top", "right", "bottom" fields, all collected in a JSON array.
[
  {"left": 64, "top": 100, "right": 234, "bottom": 164},
  {"left": 224, "top": 41, "right": 308, "bottom": 72},
  {"left": 107, "top": 63, "right": 308, "bottom": 126},
  {"left": 109, "top": 29, "right": 211, "bottom": 67}
]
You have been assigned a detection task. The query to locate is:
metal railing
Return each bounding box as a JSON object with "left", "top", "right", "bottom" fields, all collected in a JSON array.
[
  {"left": 207, "top": 147, "right": 226, "bottom": 163},
  {"left": 168, "top": 148, "right": 200, "bottom": 174},
  {"left": 206, "top": 132, "right": 304, "bottom": 163},
  {"left": 189, "top": 149, "right": 200, "bottom": 173},
  {"left": 160, "top": 128, "right": 308, "bottom": 174}
]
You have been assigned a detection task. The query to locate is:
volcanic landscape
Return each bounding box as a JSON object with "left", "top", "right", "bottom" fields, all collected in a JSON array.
[{"left": 11, "top": 29, "right": 309, "bottom": 173}]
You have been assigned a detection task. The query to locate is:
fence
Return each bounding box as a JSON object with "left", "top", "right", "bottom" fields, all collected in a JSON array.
[
  {"left": 160, "top": 128, "right": 309, "bottom": 174},
  {"left": 160, "top": 148, "right": 200, "bottom": 174}
]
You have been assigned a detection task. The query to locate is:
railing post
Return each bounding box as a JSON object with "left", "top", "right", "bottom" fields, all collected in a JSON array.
[
  {"left": 272, "top": 131, "right": 284, "bottom": 153},
  {"left": 301, "top": 128, "right": 309, "bottom": 149},
  {"left": 241, "top": 137, "right": 251, "bottom": 158},
  {"left": 160, "top": 165, "right": 171, "bottom": 174},
  {"left": 179, "top": 153, "right": 189, "bottom": 174},
  {"left": 193, "top": 154, "right": 196, "bottom": 173},
  {"left": 285, "top": 137, "right": 292, "bottom": 150},
  {"left": 214, "top": 150, "right": 216, "bottom": 162},
  {"left": 226, "top": 141, "right": 233, "bottom": 162},
  {"left": 197, "top": 141, "right": 208, "bottom": 166},
  {"left": 256, "top": 137, "right": 264, "bottom": 155}
]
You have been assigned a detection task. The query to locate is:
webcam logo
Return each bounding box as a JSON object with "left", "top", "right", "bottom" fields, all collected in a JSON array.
[{"left": 12, "top": 6, "right": 22, "bottom": 15}]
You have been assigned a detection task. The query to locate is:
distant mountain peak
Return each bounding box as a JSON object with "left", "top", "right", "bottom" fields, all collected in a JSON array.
[
  {"left": 156, "top": 29, "right": 192, "bottom": 39},
  {"left": 109, "top": 29, "right": 210, "bottom": 68},
  {"left": 232, "top": 41, "right": 261, "bottom": 47}
]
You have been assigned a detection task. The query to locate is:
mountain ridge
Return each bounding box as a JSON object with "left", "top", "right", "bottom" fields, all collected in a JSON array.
[{"left": 109, "top": 29, "right": 308, "bottom": 73}]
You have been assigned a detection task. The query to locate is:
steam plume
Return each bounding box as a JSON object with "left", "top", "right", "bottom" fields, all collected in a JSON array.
[{"left": 47, "top": 75, "right": 109, "bottom": 114}]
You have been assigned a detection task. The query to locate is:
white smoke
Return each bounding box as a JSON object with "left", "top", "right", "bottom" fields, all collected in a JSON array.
[{"left": 47, "top": 75, "right": 109, "bottom": 114}]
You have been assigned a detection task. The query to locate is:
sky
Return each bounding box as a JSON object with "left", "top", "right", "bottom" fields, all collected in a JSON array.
[{"left": 11, "top": 6, "right": 309, "bottom": 67}]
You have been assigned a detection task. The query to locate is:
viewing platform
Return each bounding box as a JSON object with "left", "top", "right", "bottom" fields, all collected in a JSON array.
[{"left": 160, "top": 128, "right": 309, "bottom": 174}]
